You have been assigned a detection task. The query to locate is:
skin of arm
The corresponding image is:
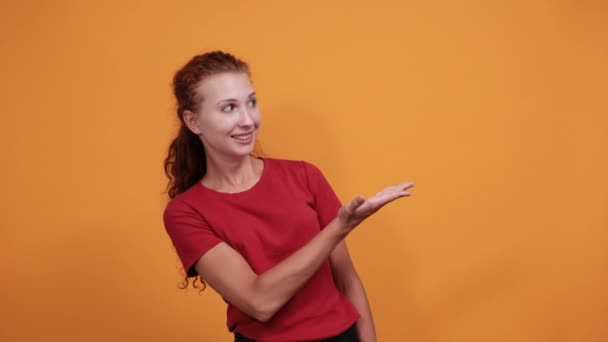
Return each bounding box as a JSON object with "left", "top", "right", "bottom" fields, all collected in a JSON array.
[
  {"left": 329, "top": 241, "right": 377, "bottom": 342},
  {"left": 193, "top": 182, "right": 413, "bottom": 323},
  {"left": 194, "top": 216, "right": 349, "bottom": 322}
]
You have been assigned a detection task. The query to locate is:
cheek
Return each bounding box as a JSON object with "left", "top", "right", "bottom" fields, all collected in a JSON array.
[{"left": 207, "top": 114, "right": 237, "bottom": 130}]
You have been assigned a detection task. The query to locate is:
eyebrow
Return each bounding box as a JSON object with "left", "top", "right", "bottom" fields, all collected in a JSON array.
[{"left": 216, "top": 91, "right": 256, "bottom": 105}]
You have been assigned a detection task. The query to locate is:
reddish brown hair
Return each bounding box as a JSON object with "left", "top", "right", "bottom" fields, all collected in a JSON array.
[
  {"left": 165, "top": 51, "right": 251, "bottom": 199},
  {"left": 164, "top": 51, "right": 257, "bottom": 292}
]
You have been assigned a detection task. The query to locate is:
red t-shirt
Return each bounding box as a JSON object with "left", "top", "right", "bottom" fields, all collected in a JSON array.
[{"left": 163, "top": 157, "right": 360, "bottom": 341}]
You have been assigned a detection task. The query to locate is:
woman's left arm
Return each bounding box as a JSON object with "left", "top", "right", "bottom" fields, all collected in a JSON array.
[{"left": 330, "top": 241, "right": 377, "bottom": 342}]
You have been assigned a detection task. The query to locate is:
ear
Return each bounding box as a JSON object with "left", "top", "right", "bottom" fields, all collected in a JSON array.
[{"left": 182, "top": 109, "right": 202, "bottom": 135}]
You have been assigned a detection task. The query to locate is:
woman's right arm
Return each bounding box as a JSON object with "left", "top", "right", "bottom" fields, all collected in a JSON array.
[{"left": 194, "top": 181, "right": 414, "bottom": 323}]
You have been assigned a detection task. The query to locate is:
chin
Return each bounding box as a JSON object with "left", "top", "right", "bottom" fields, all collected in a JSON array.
[{"left": 230, "top": 146, "right": 255, "bottom": 157}]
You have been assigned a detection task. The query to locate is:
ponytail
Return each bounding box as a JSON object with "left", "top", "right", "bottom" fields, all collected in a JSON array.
[{"left": 164, "top": 125, "right": 207, "bottom": 199}]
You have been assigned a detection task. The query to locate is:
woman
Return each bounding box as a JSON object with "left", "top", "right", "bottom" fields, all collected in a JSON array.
[{"left": 163, "top": 51, "right": 414, "bottom": 342}]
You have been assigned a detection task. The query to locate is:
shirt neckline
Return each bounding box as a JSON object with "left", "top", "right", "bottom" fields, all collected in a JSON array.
[{"left": 197, "top": 157, "right": 268, "bottom": 198}]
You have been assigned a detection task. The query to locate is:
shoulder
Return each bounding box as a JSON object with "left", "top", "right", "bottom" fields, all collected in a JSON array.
[
  {"left": 265, "top": 158, "right": 333, "bottom": 197},
  {"left": 265, "top": 157, "right": 320, "bottom": 174},
  {"left": 264, "top": 157, "right": 324, "bottom": 182},
  {"left": 163, "top": 178, "right": 208, "bottom": 212},
  {"left": 162, "top": 196, "right": 195, "bottom": 223},
  {"left": 162, "top": 186, "right": 207, "bottom": 223}
]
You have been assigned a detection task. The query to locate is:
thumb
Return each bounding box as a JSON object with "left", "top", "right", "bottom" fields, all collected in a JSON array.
[{"left": 345, "top": 195, "right": 365, "bottom": 213}]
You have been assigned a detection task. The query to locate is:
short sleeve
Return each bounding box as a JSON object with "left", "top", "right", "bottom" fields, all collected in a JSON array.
[
  {"left": 163, "top": 199, "right": 223, "bottom": 277},
  {"left": 303, "top": 162, "right": 343, "bottom": 229}
]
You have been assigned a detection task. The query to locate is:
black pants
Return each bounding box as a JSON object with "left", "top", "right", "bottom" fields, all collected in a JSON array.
[{"left": 234, "top": 323, "right": 359, "bottom": 342}]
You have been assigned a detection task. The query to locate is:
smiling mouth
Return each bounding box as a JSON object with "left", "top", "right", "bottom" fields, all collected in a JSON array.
[{"left": 231, "top": 132, "right": 253, "bottom": 140}]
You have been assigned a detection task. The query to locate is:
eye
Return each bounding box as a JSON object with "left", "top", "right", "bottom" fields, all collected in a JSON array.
[
  {"left": 248, "top": 98, "right": 257, "bottom": 107},
  {"left": 222, "top": 103, "right": 236, "bottom": 112}
]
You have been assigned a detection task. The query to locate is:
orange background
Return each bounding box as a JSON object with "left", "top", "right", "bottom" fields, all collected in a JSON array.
[{"left": 1, "top": 1, "right": 607, "bottom": 341}]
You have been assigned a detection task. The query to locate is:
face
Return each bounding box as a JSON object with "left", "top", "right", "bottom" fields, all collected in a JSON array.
[{"left": 183, "top": 72, "right": 261, "bottom": 159}]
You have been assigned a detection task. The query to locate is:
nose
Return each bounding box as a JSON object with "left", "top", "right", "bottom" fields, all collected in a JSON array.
[{"left": 238, "top": 107, "right": 254, "bottom": 127}]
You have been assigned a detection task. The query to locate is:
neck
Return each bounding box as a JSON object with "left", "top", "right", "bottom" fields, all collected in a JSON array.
[{"left": 202, "top": 154, "right": 260, "bottom": 192}]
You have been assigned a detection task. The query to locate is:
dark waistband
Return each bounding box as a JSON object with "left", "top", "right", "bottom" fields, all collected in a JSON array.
[{"left": 234, "top": 323, "right": 358, "bottom": 342}]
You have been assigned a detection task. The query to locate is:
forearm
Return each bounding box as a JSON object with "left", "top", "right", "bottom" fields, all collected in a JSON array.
[
  {"left": 342, "top": 276, "right": 377, "bottom": 342},
  {"left": 252, "top": 218, "right": 348, "bottom": 320}
]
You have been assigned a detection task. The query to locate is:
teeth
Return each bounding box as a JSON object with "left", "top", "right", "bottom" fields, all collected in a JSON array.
[{"left": 232, "top": 133, "right": 252, "bottom": 140}]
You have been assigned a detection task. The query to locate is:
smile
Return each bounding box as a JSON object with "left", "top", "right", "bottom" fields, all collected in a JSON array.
[{"left": 231, "top": 133, "right": 252, "bottom": 140}]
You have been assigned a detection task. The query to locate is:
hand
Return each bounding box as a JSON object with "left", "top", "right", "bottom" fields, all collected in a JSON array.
[{"left": 337, "top": 181, "right": 415, "bottom": 232}]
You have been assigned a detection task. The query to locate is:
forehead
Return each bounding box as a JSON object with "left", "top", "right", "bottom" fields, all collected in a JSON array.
[{"left": 195, "top": 72, "right": 254, "bottom": 102}]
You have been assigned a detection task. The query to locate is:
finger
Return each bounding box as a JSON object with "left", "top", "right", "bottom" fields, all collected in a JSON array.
[
  {"left": 398, "top": 181, "right": 415, "bottom": 190},
  {"left": 370, "top": 190, "right": 412, "bottom": 208},
  {"left": 393, "top": 189, "right": 412, "bottom": 199},
  {"left": 374, "top": 186, "right": 412, "bottom": 200},
  {"left": 375, "top": 182, "right": 414, "bottom": 196},
  {"left": 345, "top": 195, "right": 365, "bottom": 213},
  {"left": 353, "top": 195, "right": 365, "bottom": 208}
]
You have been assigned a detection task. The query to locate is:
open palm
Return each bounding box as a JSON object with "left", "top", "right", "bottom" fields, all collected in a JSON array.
[{"left": 338, "top": 181, "right": 415, "bottom": 231}]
